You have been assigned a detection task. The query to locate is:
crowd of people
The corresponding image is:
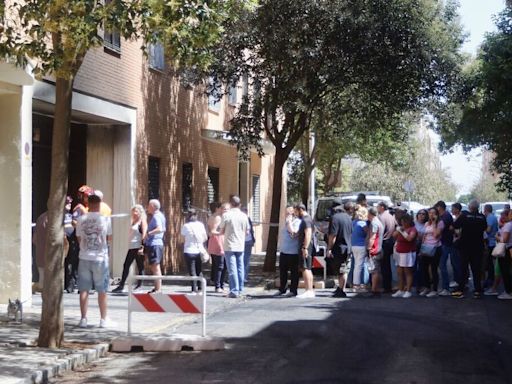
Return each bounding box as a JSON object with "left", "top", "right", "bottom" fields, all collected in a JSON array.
[{"left": 276, "top": 193, "right": 512, "bottom": 300}]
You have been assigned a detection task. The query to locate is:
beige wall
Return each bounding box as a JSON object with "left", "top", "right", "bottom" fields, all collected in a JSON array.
[{"left": 0, "top": 82, "right": 33, "bottom": 304}]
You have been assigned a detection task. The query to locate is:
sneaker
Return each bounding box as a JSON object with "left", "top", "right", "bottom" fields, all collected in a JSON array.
[
  {"left": 451, "top": 290, "right": 464, "bottom": 299},
  {"left": 297, "top": 290, "right": 316, "bottom": 299},
  {"left": 228, "top": 292, "right": 239, "bottom": 298},
  {"left": 497, "top": 292, "right": 512, "bottom": 300},
  {"left": 426, "top": 291, "right": 438, "bottom": 298},
  {"left": 132, "top": 284, "right": 142, "bottom": 291},
  {"left": 111, "top": 286, "right": 124, "bottom": 294},
  {"left": 402, "top": 291, "right": 412, "bottom": 299},
  {"left": 438, "top": 289, "right": 451, "bottom": 297},
  {"left": 285, "top": 292, "right": 297, "bottom": 297},
  {"left": 332, "top": 290, "right": 347, "bottom": 298},
  {"left": 392, "top": 290, "right": 404, "bottom": 298},
  {"left": 449, "top": 281, "right": 458, "bottom": 288},
  {"left": 78, "top": 318, "right": 87, "bottom": 328},
  {"left": 147, "top": 288, "right": 161, "bottom": 294},
  {"left": 99, "top": 317, "right": 116, "bottom": 328},
  {"left": 484, "top": 289, "right": 498, "bottom": 296},
  {"left": 473, "top": 291, "right": 482, "bottom": 299},
  {"left": 273, "top": 290, "right": 286, "bottom": 296},
  {"left": 419, "top": 288, "right": 430, "bottom": 297},
  {"left": 215, "top": 288, "right": 225, "bottom": 293},
  {"left": 190, "top": 291, "right": 198, "bottom": 296}
]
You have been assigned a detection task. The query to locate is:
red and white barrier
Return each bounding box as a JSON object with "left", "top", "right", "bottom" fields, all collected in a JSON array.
[
  {"left": 130, "top": 293, "right": 203, "bottom": 314},
  {"left": 312, "top": 246, "right": 327, "bottom": 281},
  {"left": 127, "top": 275, "right": 207, "bottom": 337}
]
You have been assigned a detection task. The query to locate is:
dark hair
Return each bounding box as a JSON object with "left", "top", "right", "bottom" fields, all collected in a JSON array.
[
  {"left": 401, "top": 214, "right": 414, "bottom": 227},
  {"left": 484, "top": 204, "right": 493, "bottom": 213},
  {"left": 209, "top": 201, "right": 222, "bottom": 214},
  {"left": 428, "top": 207, "right": 440, "bottom": 223},
  {"left": 230, "top": 195, "right": 241, "bottom": 207},
  {"left": 416, "top": 209, "right": 428, "bottom": 224},
  {"left": 378, "top": 201, "right": 388, "bottom": 210},
  {"left": 294, "top": 203, "right": 307, "bottom": 211},
  {"left": 356, "top": 193, "right": 366, "bottom": 204},
  {"left": 434, "top": 201, "right": 446, "bottom": 210},
  {"left": 186, "top": 208, "right": 198, "bottom": 222},
  {"left": 88, "top": 194, "right": 101, "bottom": 204},
  {"left": 452, "top": 203, "right": 462, "bottom": 211}
]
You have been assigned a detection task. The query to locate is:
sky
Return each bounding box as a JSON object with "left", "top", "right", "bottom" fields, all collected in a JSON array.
[{"left": 438, "top": 0, "right": 507, "bottom": 195}]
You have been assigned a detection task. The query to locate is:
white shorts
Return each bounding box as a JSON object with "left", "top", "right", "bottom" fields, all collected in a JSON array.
[{"left": 396, "top": 251, "right": 416, "bottom": 268}]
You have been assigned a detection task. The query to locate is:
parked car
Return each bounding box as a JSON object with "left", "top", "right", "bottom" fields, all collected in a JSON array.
[{"left": 481, "top": 201, "right": 511, "bottom": 217}]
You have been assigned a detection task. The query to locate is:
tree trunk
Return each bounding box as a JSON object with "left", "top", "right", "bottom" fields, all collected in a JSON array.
[
  {"left": 301, "top": 168, "right": 310, "bottom": 207},
  {"left": 38, "top": 76, "right": 74, "bottom": 348},
  {"left": 263, "top": 149, "right": 288, "bottom": 272}
]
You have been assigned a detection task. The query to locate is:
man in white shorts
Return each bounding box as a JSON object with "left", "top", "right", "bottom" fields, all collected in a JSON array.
[{"left": 76, "top": 194, "right": 113, "bottom": 328}]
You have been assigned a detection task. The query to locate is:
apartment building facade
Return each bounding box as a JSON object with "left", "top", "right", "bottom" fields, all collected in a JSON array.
[{"left": 0, "top": 35, "right": 279, "bottom": 304}]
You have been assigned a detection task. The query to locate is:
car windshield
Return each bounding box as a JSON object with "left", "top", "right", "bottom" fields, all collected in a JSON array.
[{"left": 315, "top": 199, "right": 333, "bottom": 221}]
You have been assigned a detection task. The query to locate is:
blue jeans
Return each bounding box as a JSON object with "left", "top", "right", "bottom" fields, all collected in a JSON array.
[
  {"left": 243, "top": 241, "right": 254, "bottom": 282},
  {"left": 225, "top": 251, "right": 245, "bottom": 295},
  {"left": 440, "top": 244, "right": 458, "bottom": 290}
]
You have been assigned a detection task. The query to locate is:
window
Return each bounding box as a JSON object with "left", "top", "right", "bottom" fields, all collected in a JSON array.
[
  {"left": 242, "top": 73, "right": 249, "bottom": 99},
  {"left": 228, "top": 81, "right": 237, "bottom": 106},
  {"left": 207, "top": 167, "right": 220, "bottom": 204},
  {"left": 208, "top": 76, "right": 222, "bottom": 112},
  {"left": 148, "top": 156, "right": 160, "bottom": 200},
  {"left": 252, "top": 175, "right": 261, "bottom": 222},
  {"left": 149, "top": 42, "right": 165, "bottom": 71},
  {"left": 182, "top": 163, "right": 193, "bottom": 211},
  {"left": 103, "top": 0, "right": 121, "bottom": 52}
]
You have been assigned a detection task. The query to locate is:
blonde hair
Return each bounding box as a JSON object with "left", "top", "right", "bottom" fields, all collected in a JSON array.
[
  {"left": 131, "top": 204, "right": 146, "bottom": 221},
  {"left": 354, "top": 205, "right": 368, "bottom": 221}
]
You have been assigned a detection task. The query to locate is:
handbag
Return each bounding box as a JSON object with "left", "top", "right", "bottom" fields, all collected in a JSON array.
[
  {"left": 419, "top": 244, "right": 437, "bottom": 257},
  {"left": 492, "top": 242, "right": 507, "bottom": 258}
]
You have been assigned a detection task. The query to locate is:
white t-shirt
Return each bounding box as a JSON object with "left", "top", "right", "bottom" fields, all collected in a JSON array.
[
  {"left": 502, "top": 222, "right": 512, "bottom": 248},
  {"left": 76, "top": 212, "right": 112, "bottom": 261},
  {"left": 181, "top": 221, "right": 208, "bottom": 254}
]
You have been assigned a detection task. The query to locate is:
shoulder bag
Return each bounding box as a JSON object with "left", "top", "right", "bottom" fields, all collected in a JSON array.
[
  {"left": 492, "top": 242, "right": 506, "bottom": 258},
  {"left": 191, "top": 224, "right": 210, "bottom": 263}
]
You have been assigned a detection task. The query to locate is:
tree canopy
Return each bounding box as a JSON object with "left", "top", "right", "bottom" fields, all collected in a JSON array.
[
  {"left": 206, "top": 0, "right": 465, "bottom": 270},
  {"left": 435, "top": 7, "right": 512, "bottom": 194}
]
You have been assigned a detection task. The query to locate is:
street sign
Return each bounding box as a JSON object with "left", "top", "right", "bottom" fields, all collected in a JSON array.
[{"left": 404, "top": 180, "right": 415, "bottom": 193}]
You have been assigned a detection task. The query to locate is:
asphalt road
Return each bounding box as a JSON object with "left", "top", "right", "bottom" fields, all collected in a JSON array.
[{"left": 51, "top": 291, "right": 512, "bottom": 384}]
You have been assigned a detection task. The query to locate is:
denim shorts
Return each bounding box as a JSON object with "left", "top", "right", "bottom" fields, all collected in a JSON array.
[
  {"left": 78, "top": 259, "right": 109, "bottom": 293},
  {"left": 147, "top": 245, "right": 164, "bottom": 265}
]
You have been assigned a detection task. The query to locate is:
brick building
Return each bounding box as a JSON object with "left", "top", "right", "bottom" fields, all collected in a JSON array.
[{"left": 0, "top": 35, "right": 279, "bottom": 304}]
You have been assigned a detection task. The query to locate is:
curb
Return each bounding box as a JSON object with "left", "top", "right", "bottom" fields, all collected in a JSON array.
[{"left": 28, "top": 343, "right": 109, "bottom": 384}]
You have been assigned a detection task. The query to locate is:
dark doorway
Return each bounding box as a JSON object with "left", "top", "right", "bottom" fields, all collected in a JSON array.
[{"left": 32, "top": 114, "right": 87, "bottom": 222}]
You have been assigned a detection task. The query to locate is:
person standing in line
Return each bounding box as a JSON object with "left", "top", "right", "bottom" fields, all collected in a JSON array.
[
  {"left": 208, "top": 202, "right": 228, "bottom": 293},
  {"left": 181, "top": 209, "right": 208, "bottom": 294},
  {"left": 434, "top": 201, "right": 455, "bottom": 296},
  {"left": 351, "top": 205, "right": 369, "bottom": 291},
  {"left": 451, "top": 200, "right": 487, "bottom": 299},
  {"left": 112, "top": 205, "right": 147, "bottom": 293},
  {"left": 242, "top": 206, "right": 256, "bottom": 283},
  {"left": 275, "top": 206, "right": 301, "bottom": 297},
  {"left": 295, "top": 203, "right": 316, "bottom": 299},
  {"left": 483, "top": 204, "right": 499, "bottom": 288},
  {"left": 377, "top": 201, "right": 397, "bottom": 293},
  {"left": 145, "top": 199, "right": 166, "bottom": 293},
  {"left": 220, "top": 196, "right": 248, "bottom": 298},
  {"left": 418, "top": 207, "right": 443, "bottom": 298},
  {"left": 367, "top": 207, "right": 384, "bottom": 297},
  {"left": 64, "top": 196, "right": 79, "bottom": 293},
  {"left": 496, "top": 210, "right": 512, "bottom": 300},
  {"left": 392, "top": 214, "right": 417, "bottom": 298},
  {"left": 327, "top": 200, "right": 353, "bottom": 298},
  {"left": 76, "top": 194, "right": 113, "bottom": 328}
]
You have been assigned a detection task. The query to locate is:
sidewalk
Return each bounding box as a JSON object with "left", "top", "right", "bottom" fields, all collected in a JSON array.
[{"left": 0, "top": 254, "right": 270, "bottom": 384}]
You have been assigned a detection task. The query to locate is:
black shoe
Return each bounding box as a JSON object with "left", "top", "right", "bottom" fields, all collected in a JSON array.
[
  {"left": 111, "top": 286, "right": 124, "bottom": 293},
  {"left": 332, "top": 290, "right": 347, "bottom": 298}
]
